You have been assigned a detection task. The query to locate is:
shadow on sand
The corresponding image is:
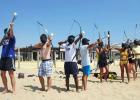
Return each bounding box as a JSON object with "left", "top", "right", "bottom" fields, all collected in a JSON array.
[
  {"left": 52, "top": 85, "right": 67, "bottom": 93},
  {"left": 24, "top": 85, "right": 41, "bottom": 92},
  {"left": 52, "top": 84, "right": 82, "bottom": 93}
]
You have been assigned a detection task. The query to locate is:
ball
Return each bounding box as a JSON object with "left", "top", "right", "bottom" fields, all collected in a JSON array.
[
  {"left": 81, "top": 31, "right": 85, "bottom": 35},
  {"left": 14, "top": 12, "right": 17, "bottom": 16},
  {"left": 50, "top": 33, "right": 54, "bottom": 37}
]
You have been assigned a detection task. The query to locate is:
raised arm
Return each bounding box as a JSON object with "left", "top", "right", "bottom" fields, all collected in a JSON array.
[
  {"left": 103, "top": 45, "right": 112, "bottom": 52},
  {"left": 96, "top": 47, "right": 100, "bottom": 55},
  {"left": 58, "top": 40, "right": 67, "bottom": 45},
  {"left": 87, "top": 42, "right": 98, "bottom": 49},
  {"left": 113, "top": 47, "right": 121, "bottom": 51},
  {"left": 33, "top": 43, "right": 42, "bottom": 49},
  {"left": 8, "top": 23, "right": 14, "bottom": 38},
  {"left": 74, "top": 33, "right": 83, "bottom": 45},
  {"left": 46, "top": 35, "right": 52, "bottom": 47}
]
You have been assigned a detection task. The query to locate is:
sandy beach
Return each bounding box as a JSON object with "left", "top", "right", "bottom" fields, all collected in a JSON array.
[{"left": 0, "top": 61, "right": 140, "bottom": 100}]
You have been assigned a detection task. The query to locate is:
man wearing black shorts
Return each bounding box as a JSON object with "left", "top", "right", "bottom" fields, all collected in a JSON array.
[
  {"left": 0, "top": 23, "right": 16, "bottom": 93},
  {"left": 58, "top": 33, "right": 82, "bottom": 92}
]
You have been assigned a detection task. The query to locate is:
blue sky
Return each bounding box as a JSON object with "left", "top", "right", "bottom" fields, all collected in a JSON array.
[{"left": 0, "top": 0, "right": 140, "bottom": 48}]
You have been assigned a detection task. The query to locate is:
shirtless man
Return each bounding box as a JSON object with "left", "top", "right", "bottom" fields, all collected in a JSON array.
[{"left": 33, "top": 34, "right": 53, "bottom": 91}]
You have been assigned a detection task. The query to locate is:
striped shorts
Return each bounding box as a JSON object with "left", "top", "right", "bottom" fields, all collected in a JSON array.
[{"left": 38, "top": 60, "right": 53, "bottom": 77}]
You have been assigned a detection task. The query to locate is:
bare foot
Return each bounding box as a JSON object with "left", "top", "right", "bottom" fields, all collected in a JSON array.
[
  {"left": 2, "top": 89, "right": 8, "bottom": 94},
  {"left": 40, "top": 88, "right": 45, "bottom": 91},
  {"left": 135, "top": 73, "right": 138, "bottom": 78},
  {"left": 128, "top": 79, "right": 130, "bottom": 83},
  {"left": 81, "top": 86, "right": 84, "bottom": 91},
  {"left": 12, "top": 90, "right": 16, "bottom": 95},
  {"left": 134, "top": 77, "right": 136, "bottom": 81},
  {"left": 66, "top": 87, "right": 70, "bottom": 92},
  {"left": 105, "top": 78, "right": 108, "bottom": 82},
  {"left": 46, "top": 88, "right": 51, "bottom": 92},
  {"left": 120, "top": 80, "right": 124, "bottom": 83}
]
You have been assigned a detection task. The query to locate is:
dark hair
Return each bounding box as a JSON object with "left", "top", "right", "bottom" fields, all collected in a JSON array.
[
  {"left": 134, "top": 39, "right": 139, "bottom": 45},
  {"left": 82, "top": 38, "right": 90, "bottom": 45},
  {"left": 4, "top": 28, "right": 8, "bottom": 34},
  {"left": 121, "top": 43, "right": 127, "bottom": 49},
  {"left": 98, "top": 41, "right": 103, "bottom": 47},
  {"left": 40, "top": 34, "right": 47, "bottom": 44},
  {"left": 67, "top": 35, "right": 75, "bottom": 44}
]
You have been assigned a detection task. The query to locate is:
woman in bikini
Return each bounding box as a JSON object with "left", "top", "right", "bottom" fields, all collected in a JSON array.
[{"left": 114, "top": 43, "right": 130, "bottom": 83}]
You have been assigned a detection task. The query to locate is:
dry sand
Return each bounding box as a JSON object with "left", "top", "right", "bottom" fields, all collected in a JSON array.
[{"left": 0, "top": 61, "right": 140, "bottom": 100}]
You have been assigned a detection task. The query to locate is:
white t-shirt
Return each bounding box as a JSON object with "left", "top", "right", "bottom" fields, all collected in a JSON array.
[
  {"left": 133, "top": 45, "right": 140, "bottom": 59},
  {"left": 61, "top": 43, "right": 77, "bottom": 62},
  {"left": 80, "top": 45, "right": 90, "bottom": 66}
]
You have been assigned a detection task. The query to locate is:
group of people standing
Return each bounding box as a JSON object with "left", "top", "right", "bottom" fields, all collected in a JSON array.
[
  {"left": 114, "top": 40, "right": 140, "bottom": 83},
  {"left": 0, "top": 22, "right": 140, "bottom": 94}
]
